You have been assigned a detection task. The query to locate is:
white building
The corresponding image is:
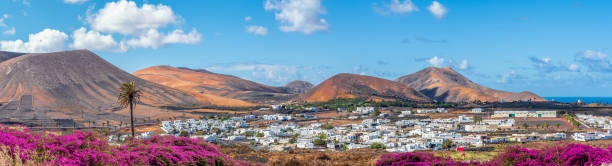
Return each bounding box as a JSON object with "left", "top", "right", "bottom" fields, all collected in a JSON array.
[
  {"left": 354, "top": 107, "right": 375, "bottom": 115},
  {"left": 483, "top": 119, "right": 515, "bottom": 127},
  {"left": 492, "top": 111, "right": 556, "bottom": 118},
  {"left": 471, "top": 108, "right": 483, "bottom": 113},
  {"left": 465, "top": 125, "right": 494, "bottom": 132},
  {"left": 416, "top": 108, "right": 447, "bottom": 114},
  {"left": 573, "top": 132, "right": 599, "bottom": 141}
]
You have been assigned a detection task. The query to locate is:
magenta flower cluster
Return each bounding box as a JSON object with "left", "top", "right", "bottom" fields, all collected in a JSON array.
[
  {"left": 0, "top": 125, "right": 246, "bottom": 166},
  {"left": 491, "top": 143, "right": 612, "bottom": 166},
  {"left": 376, "top": 152, "right": 480, "bottom": 166},
  {"left": 377, "top": 144, "right": 612, "bottom": 166}
]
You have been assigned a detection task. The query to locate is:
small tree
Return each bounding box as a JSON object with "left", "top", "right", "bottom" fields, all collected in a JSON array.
[
  {"left": 555, "top": 123, "right": 560, "bottom": 129},
  {"left": 369, "top": 142, "right": 386, "bottom": 149},
  {"left": 535, "top": 123, "right": 541, "bottom": 129},
  {"left": 522, "top": 122, "right": 529, "bottom": 129},
  {"left": 442, "top": 139, "right": 453, "bottom": 149},
  {"left": 474, "top": 116, "right": 483, "bottom": 124},
  {"left": 179, "top": 131, "right": 189, "bottom": 137}
]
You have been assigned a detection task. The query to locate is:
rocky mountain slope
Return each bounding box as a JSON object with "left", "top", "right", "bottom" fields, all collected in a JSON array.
[
  {"left": 284, "top": 80, "right": 314, "bottom": 94},
  {"left": 395, "top": 67, "right": 545, "bottom": 102},
  {"left": 134, "top": 66, "right": 296, "bottom": 104},
  {"left": 0, "top": 50, "right": 201, "bottom": 120},
  {"left": 297, "top": 73, "right": 431, "bottom": 103}
]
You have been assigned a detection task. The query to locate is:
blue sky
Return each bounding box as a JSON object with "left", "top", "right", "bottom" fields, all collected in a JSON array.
[{"left": 1, "top": 0, "right": 611, "bottom": 97}]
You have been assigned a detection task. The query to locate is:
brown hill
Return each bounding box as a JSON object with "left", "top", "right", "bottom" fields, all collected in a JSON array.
[
  {"left": 0, "top": 50, "right": 201, "bottom": 120},
  {"left": 134, "top": 66, "right": 296, "bottom": 104},
  {"left": 297, "top": 73, "right": 431, "bottom": 103},
  {"left": 284, "top": 80, "right": 313, "bottom": 94},
  {"left": 395, "top": 67, "right": 545, "bottom": 102}
]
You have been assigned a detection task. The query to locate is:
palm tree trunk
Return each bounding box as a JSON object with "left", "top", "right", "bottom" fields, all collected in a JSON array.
[{"left": 130, "top": 99, "right": 135, "bottom": 137}]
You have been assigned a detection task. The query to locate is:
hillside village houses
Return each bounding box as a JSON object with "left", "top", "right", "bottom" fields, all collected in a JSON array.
[
  {"left": 492, "top": 110, "right": 556, "bottom": 118},
  {"left": 471, "top": 108, "right": 484, "bottom": 113},
  {"left": 416, "top": 108, "right": 448, "bottom": 114},
  {"left": 354, "top": 107, "right": 375, "bottom": 115},
  {"left": 153, "top": 108, "right": 611, "bottom": 153},
  {"left": 576, "top": 114, "right": 612, "bottom": 129}
]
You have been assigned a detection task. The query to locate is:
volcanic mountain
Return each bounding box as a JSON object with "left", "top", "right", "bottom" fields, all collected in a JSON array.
[
  {"left": 395, "top": 67, "right": 545, "bottom": 102},
  {"left": 133, "top": 66, "right": 296, "bottom": 104},
  {"left": 0, "top": 50, "right": 203, "bottom": 120},
  {"left": 284, "top": 80, "right": 313, "bottom": 94},
  {"left": 297, "top": 73, "right": 431, "bottom": 102}
]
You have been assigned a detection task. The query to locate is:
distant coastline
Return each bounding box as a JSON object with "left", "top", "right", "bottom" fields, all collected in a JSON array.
[{"left": 544, "top": 97, "right": 612, "bottom": 104}]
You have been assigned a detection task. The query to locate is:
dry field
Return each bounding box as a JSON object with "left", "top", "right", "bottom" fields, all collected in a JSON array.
[
  {"left": 221, "top": 139, "right": 612, "bottom": 166},
  {"left": 514, "top": 117, "right": 574, "bottom": 130},
  {"left": 221, "top": 144, "right": 383, "bottom": 166}
]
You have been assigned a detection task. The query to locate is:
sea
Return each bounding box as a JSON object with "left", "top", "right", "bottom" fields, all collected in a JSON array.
[{"left": 544, "top": 97, "right": 612, "bottom": 104}]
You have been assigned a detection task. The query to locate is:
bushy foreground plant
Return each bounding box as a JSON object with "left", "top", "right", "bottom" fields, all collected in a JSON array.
[
  {"left": 377, "top": 143, "right": 612, "bottom": 166},
  {"left": 0, "top": 125, "right": 245, "bottom": 166}
]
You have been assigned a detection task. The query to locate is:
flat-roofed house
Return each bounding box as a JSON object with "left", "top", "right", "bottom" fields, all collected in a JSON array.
[{"left": 492, "top": 111, "right": 556, "bottom": 118}]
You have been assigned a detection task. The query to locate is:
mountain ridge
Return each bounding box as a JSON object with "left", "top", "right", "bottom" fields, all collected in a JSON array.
[
  {"left": 296, "top": 73, "right": 431, "bottom": 103},
  {"left": 395, "top": 67, "right": 545, "bottom": 102}
]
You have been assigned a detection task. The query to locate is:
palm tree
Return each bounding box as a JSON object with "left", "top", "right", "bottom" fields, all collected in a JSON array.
[{"left": 118, "top": 81, "right": 142, "bottom": 137}]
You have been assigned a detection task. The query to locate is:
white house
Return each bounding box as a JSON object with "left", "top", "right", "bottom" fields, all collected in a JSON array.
[
  {"left": 354, "top": 107, "right": 375, "bottom": 115},
  {"left": 492, "top": 111, "right": 556, "bottom": 118}
]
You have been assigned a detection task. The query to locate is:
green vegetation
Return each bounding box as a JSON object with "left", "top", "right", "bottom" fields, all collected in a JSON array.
[
  {"left": 369, "top": 142, "right": 386, "bottom": 149},
  {"left": 118, "top": 81, "right": 142, "bottom": 137},
  {"left": 160, "top": 105, "right": 267, "bottom": 111},
  {"left": 312, "top": 133, "right": 329, "bottom": 146},
  {"left": 294, "top": 98, "right": 455, "bottom": 111},
  {"left": 522, "top": 122, "right": 529, "bottom": 129},
  {"left": 563, "top": 114, "right": 581, "bottom": 127},
  {"left": 255, "top": 132, "right": 264, "bottom": 137},
  {"left": 179, "top": 131, "right": 189, "bottom": 137},
  {"left": 474, "top": 116, "right": 483, "bottom": 124},
  {"left": 289, "top": 133, "right": 299, "bottom": 144},
  {"left": 243, "top": 131, "right": 255, "bottom": 137},
  {"left": 442, "top": 139, "right": 453, "bottom": 149},
  {"left": 321, "top": 124, "right": 335, "bottom": 130}
]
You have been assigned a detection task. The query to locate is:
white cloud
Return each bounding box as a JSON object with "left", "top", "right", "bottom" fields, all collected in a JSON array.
[
  {"left": 3, "top": 27, "right": 15, "bottom": 35},
  {"left": 497, "top": 70, "right": 519, "bottom": 84},
  {"left": 245, "top": 25, "right": 268, "bottom": 36},
  {"left": 576, "top": 50, "right": 612, "bottom": 72},
  {"left": 64, "top": 0, "right": 88, "bottom": 4},
  {"left": 244, "top": 16, "right": 252, "bottom": 21},
  {"left": 86, "top": 0, "right": 177, "bottom": 35},
  {"left": 126, "top": 29, "right": 201, "bottom": 49},
  {"left": 529, "top": 56, "right": 559, "bottom": 73},
  {"left": 83, "top": 0, "right": 202, "bottom": 51},
  {"left": 427, "top": 56, "right": 445, "bottom": 67},
  {"left": 205, "top": 63, "right": 330, "bottom": 85},
  {"left": 457, "top": 59, "right": 468, "bottom": 70},
  {"left": 568, "top": 64, "right": 580, "bottom": 72},
  {"left": 388, "top": 0, "right": 418, "bottom": 14},
  {"left": 265, "top": 0, "right": 329, "bottom": 34},
  {"left": 0, "top": 14, "right": 9, "bottom": 27},
  {"left": 207, "top": 64, "right": 301, "bottom": 85},
  {"left": 70, "top": 27, "right": 127, "bottom": 52},
  {"left": 427, "top": 1, "right": 447, "bottom": 19},
  {"left": 0, "top": 28, "right": 68, "bottom": 53}
]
